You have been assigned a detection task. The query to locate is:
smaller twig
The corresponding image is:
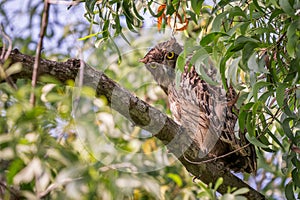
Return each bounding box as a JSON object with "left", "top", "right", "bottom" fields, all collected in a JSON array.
[
  {"left": 0, "top": 25, "right": 12, "bottom": 62},
  {"left": 48, "top": 0, "right": 80, "bottom": 6},
  {"left": 0, "top": 25, "right": 17, "bottom": 89},
  {"left": 30, "top": 0, "right": 50, "bottom": 106},
  {"left": 99, "top": 163, "right": 138, "bottom": 172},
  {"left": 172, "top": 0, "right": 180, "bottom": 32},
  {"left": 182, "top": 142, "right": 251, "bottom": 165}
]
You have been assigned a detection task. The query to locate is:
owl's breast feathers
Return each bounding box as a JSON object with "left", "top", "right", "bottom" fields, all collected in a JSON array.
[
  {"left": 141, "top": 39, "right": 256, "bottom": 173},
  {"left": 168, "top": 64, "right": 257, "bottom": 173}
]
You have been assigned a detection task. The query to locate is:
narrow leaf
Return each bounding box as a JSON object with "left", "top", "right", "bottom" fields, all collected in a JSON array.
[
  {"left": 285, "top": 182, "right": 296, "bottom": 200},
  {"left": 252, "top": 81, "right": 271, "bottom": 101},
  {"left": 200, "top": 32, "right": 228, "bottom": 46},
  {"left": 246, "top": 133, "right": 269, "bottom": 148},
  {"left": 191, "top": 0, "right": 203, "bottom": 15},
  {"left": 276, "top": 83, "right": 287, "bottom": 108}
]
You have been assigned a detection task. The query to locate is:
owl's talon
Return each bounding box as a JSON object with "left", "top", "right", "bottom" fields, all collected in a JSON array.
[{"left": 192, "top": 176, "right": 199, "bottom": 183}]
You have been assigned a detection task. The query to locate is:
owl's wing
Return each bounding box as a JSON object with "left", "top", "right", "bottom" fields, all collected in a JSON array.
[{"left": 168, "top": 64, "right": 256, "bottom": 173}]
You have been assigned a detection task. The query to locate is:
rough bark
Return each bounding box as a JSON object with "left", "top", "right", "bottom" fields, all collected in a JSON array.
[{"left": 1, "top": 48, "right": 265, "bottom": 199}]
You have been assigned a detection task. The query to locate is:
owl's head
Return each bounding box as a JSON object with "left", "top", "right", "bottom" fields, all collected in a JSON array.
[{"left": 140, "top": 38, "right": 183, "bottom": 93}]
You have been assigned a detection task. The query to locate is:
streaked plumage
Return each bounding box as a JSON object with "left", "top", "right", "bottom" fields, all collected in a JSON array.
[{"left": 140, "top": 38, "right": 256, "bottom": 173}]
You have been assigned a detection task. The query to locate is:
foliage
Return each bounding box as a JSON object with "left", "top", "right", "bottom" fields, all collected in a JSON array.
[{"left": 0, "top": 0, "right": 300, "bottom": 199}]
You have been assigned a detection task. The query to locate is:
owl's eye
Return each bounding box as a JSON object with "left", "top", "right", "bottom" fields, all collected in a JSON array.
[
  {"left": 150, "top": 64, "right": 157, "bottom": 69},
  {"left": 166, "top": 52, "right": 175, "bottom": 60}
]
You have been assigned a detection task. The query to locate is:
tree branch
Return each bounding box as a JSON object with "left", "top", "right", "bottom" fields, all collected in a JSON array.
[{"left": 2, "top": 48, "right": 265, "bottom": 199}]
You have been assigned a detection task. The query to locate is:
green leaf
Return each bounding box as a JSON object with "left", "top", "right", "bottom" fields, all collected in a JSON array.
[
  {"left": 242, "top": 42, "right": 258, "bottom": 64},
  {"left": 258, "top": 91, "right": 273, "bottom": 103},
  {"left": 212, "top": 11, "right": 228, "bottom": 32},
  {"left": 230, "top": 36, "right": 259, "bottom": 53},
  {"left": 190, "top": 47, "right": 209, "bottom": 64},
  {"left": 252, "top": 81, "right": 272, "bottom": 101},
  {"left": 167, "top": 173, "right": 183, "bottom": 187},
  {"left": 240, "top": 22, "right": 250, "bottom": 35},
  {"left": 166, "top": 3, "right": 175, "bottom": 15},
  {"left": 214, "top": 177, "right": 223, "bottom": 191},
  {"left": 282, "top": 118, "right": 295, "bottom": 141},
  {"left": 253, "top": 0, "right": 265, "bottom": 12},
  {"left": 279, "top": 0, "right": 295, "bottom": 16},
  {"left": 286, "top": 21, "right": 298, "bottom": 58},
  {"left": 285, "top": 182, "right": 296, "bottom": 200},
  {"left": 269, "top": 9, "right": 284, "bottom": 22},
  {"left": 252, "top": 101, "right": 263, "bottom": 117},
  {"left": 236, "top": 36, "right": 259, "bottom": 44},
  {"left": 219, "top": 51, "right": 233, "bottom": 90},
  {"left": 147, "top": 1, "right": 165, "bottom": 17},
  {"left": 276, "top": 83, "right": 287, "bottom": 108},
  {"left": 191, "top": 0, "right": 203, "bottom": 15},
  {"left": 229, "top": 6, "right": 247, "bottom": 19},
  {"left": 238, "top": 111, "right": 247, "bottom": 131},
  {"left": 187, "top": 10, "right": 198, "bottom": 23},
  {"left": 114, "top": 14, "right": 122, "bottom": 35},
  {"left": 132, "top": 0, "right": 144, "bottom": 20},
  {"left": 246, "top": 113, "right": 255, "bottom": 137},
  {"left": 292, "top": 169, "right": 300, "bottom": 188},
  {"left": 200, "top": 32, "right": 228, "bottom": 46},
  {"left": 85, "top": 0, "right": 98, "bottom": 14},
  {"left": 7, "top": 158, "right": 25, "bottom": 184},
  {"left": 292, "top": 156, "right": 300, "bottom": 169},
  {"left": 78, "top": 32, "right": 101, "bottom": 40},
  {"left": 191, "top": 48, "right": 219, "bottom": 86},
  {"left": 266, "top": 129, "right": 285, "bottom": 150},
  {"left": 246, "top": 133, "right": 269, "bottom": 148},
  {"left": 176, "top": 53, "right": 185, "bottom": 72},
  {"left": 232, "top": 187, "right": 250, "bottom": 195},
  {"left": 197, "top": 62, "right": 219, "bottom": 86},
  {"left": 102, "top": 20, "right": 110, "bottom": 39}
]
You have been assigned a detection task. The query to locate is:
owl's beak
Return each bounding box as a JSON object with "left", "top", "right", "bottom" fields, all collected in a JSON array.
[{"left": 139, "top": 57, "right": 148, "bottom": 64}]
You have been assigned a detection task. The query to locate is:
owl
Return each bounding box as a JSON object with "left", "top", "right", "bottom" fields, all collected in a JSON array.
[{"left": 140, "top": 38, "right": 257, "bottom": 173}]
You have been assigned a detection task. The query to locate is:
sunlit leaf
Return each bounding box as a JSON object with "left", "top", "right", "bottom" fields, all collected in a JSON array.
[
  {"left": 214, "top": 177, "right": 223, "bottom": 191},
  {"left": 5, "top": 62, "right": 22, "bottom": 77},
  {"left": 167, "top": 173, "right": 183, "bottom": 187},
  {"left": 232, "top": 187, "right": 249, "bottom": 195}
]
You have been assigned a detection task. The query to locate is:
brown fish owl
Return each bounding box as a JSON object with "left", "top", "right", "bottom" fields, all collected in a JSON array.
[{"left": 140, "top": 38, "right": 256, "bottom": 173}]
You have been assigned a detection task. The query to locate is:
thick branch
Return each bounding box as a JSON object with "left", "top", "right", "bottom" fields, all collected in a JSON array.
[{"left": 2, "top": 48, "right": 265, "bottom": 199}]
